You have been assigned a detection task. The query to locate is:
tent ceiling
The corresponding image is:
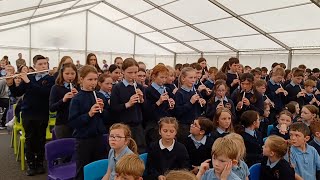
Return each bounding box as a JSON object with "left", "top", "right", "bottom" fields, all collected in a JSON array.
[{"left": 0, "top": 0, "right": 319, "bottom": 54}]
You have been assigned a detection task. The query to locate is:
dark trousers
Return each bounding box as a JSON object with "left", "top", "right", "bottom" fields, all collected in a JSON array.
[
  {"left": 0, "top": 98, "right": 9, "bottom": 127},
  {"left": 22, "top": 118, "right": 48, "bottom": 165},
  {"left": 75, "top": 136, "right": 107, "bottom": 180},
  {"left": 130, "top": 124, "right": 146, "bottom": 154}
]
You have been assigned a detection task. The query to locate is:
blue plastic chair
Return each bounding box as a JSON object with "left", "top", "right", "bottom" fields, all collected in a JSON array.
[
  {"left": 84, "top": 159, "right": 109, "bottom": 180},
  {"left": 139, "top": 153, "right": 148, "bottom": 175},
  {"left": 249, "top": 163, "right": 261, "bottom": 180},
  {"left": 267, "top": 125, "right": 273, "bottom": 136}
]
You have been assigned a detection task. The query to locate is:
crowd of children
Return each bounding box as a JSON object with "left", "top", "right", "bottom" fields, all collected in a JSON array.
[{"left": 1, "top": 54, "right": 320, "bottom": 180}]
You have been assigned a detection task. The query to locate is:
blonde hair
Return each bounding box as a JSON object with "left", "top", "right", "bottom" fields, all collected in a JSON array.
[
  {"left": 158, "top": 117, "right": 179, "bottom": 131},
  {"left": 224, "top": 133, "right": 246, "bottom": 160},
  {"left": 212, "top": 137, "right": 238, "bottom": 160},
  {"left": 178, "top": 67, "right": 196, "bottom": 88},
  {"left": 109, "top": 123, "right": 138, "bottom": 154},
  {"left": 266, "top": 135, "right": 289, "bottom": 158},
  {"left": 115, "top": 154, "right": 145, "bottom": 178},
  {"left": 165, "top": 170, "right": 197, "bottom": 180}
]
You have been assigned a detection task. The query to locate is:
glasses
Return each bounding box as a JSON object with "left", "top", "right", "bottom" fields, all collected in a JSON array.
[
  {"left": 108, "top": 135, "right": 126, "bottom": 141},
  {"left": 190, "top": 123, "right": 201, "bottom": 129}
]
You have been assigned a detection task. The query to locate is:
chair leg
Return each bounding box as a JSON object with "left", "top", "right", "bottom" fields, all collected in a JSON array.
[
  {"left": 16, "top": 139, "right": 20, "bottom": 162},
  {"left": 21, "top": 137, "right": 25, "bottom": 171},
  {"left": 13, "top": 128, "right": 18, "bottom": 155},
  {"left": 10, "top": 130, "right": 13, "bottom": 148}
]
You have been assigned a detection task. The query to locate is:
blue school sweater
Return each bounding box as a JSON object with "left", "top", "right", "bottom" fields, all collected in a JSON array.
[
  {"left": 145, "top": 84, "right": 174, "bottom": 125},
  {"left": 204, "top": 79, "right": 214, "bottom": 90},
  {"left": 242, "top": 129, "right": 263, "bottom": 167},
  {"left": 285, "top": 81, "right": 304, "bottom": 107},
  {"left": 226, "top": 72, "right": 238, "bottom": 94},
  {"left": 49, "top": 84, "right": 79, "bottom": 125},
  {"left": 174, "top": 87, "right": 205, "bottom": 125},
  {"left": 68, "top": 90, "right": 109, "bottom": 139},
  {"left": 206, "top": 96, "right": 236, "bottom": 120},
  {"left": 9, "top": 73, "right": 55, "bottom": 120},
  {"left": 110, "top": 80, "right": 145, "bottom": 126},
  {"left": 266, "top": 79, "right": 286, "bottom": 111},
  {"left": 164, "top": 83, "right": 176, "bottom": 95}
]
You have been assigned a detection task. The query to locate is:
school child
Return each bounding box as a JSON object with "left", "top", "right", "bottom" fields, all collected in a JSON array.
[
  {"left": 136, "top": 68, "right": 148, "bottom": 88},
  {"left": 175, "top": 67, "right": 206, "bottom": 144},
  {"left": 49, "top": 63, "right": 78, "bottom": 139},
  {"left": 309, "top": 120, "right": 320, "bottom": 155},
  {"left": 102, "top": 123, "right": 138, "bottom": 180},
  {"left": 238, "top": 110, "right": 263, "bottom": 167},
  {"left": 270, "top": 110, "right": 293, "bottom": 140},
  {"left": 146, "top": 117, "right": 190, "bottom": 179},
  {"left": 206, "top": 80, "right": 236, "bottom": 120},
  {"left": 225, "top": 133, "right": 250, "bottom": 180},
  {"left": 266, "top": 67, "right": 287, "bottom": 124},
  {"left": 244, "top": 66, "right": 252, "bottom": 73},
  {"left": 285, "top": 122, "right": 320, "bottom": 180},
  {"left": 251, "top": 69, "right": 262, "bottom": 82},
  {"left": 165, "top": 170, "right": 197, "bottom": 180},
  {"left": 304, "top": 79, "right": 320, "bottom": 106},
  {"left": 68, "top": 65, "right": 109, "bottom": 180},
  {"left": 255, "top": 79, "right": 275, "bottom": 108},
  {"left": 226, "top": 57, "right": 240, "bottom": 94},
  {"left": 259, "top": 102, "right": 270, "bottom": 138},
  {"left": 260, "top": 135, "right": 295, "bottom": 180},
  {"left": 86, "top": 53, "right": 103, "bottom": 74},
  {"left": 164, "top": 65, "right": 178, "bottom": 95},
  {"left": 145, "top": 64, "right": 175, "bottom": 146},
  {"left": 211, "top": 108, "right": 234, "bottom": 142},
  {"left": 285, "top": 69, "right": 305, "bottom": 107},
  {"left": 114, "top": 154, "right": 144, "bottom": 180},
  {"left": 98, "top": 74, "right": 114, "bottom": 130},
  {"left": 6, "top": 55, "right": 55, "bottom": 176},
  {"left": 53, "top": 56, "right": 73, "bottom": 79},
  {"left": 0, "top": 65, "right": 13, "bottom": 129},
  {"left": 110, "top": 58, "right": 146, "bottom": 153},
  {"left": 108, "top": 64, "right": 122, "bottom": 85},
  {"left": 196, "top": 137, "right": 241, "bottom": 180},
  {"left": 300, "top": 105, "right": 318, "bottom": 126},
  {"left": 261, "top": 67, "right": 269, "bottom": 81},
  {"left": 285, "top": 101, "right": 301, "bottom": 122},
  {"left": 204, "top": 67, "right": 218, "bottom": 90},
  {"left": 173, "top": 63, "right": 182, "bottom": 87},
  {"left": 231, "top": 73, "right": 264, "bottom": 122},
  {"left": 191, "top": 63, "right": 211, "bottom": 99},
  {"left": 185, "top": 117, "right": 214, "bottom": 174}
]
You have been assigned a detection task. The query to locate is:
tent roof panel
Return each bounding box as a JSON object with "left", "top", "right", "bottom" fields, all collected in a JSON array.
[
  {"left": 0, "top": 20, "right": 28, "bottom": 31},
  {"left": 272, "top": 30, "right": 320, "bottom": 48},
  {"left": 161, "top": 43, "right": 195, "bottom": 53},
  {"left": 163, "top": 26, "right": 208, "bottom": 41},
  {"left": 63, "top": 5, "right": 94, "bottom": 15},
  {"left": 117, "top": 18, "right": 154, "bottom": 34},
  {"left": 76, "top": 0, "right": 102, "bottom": 6},
  {"left": 0, "top": 0, "right": 41, "bottom": 14},
  {"left": 105, "top": 0, "right": 153, "bottom": 15},
  {"left": 221, "top": 35, "right": 283, "bottom": 50},
  {"left": 34, "top": 1, "right": 75, "bottom": 16},
  {"left": 162, "top": 0, "right": 230, "bottom": 24},
  {"left": 29, "top": 12, "right": 63, "bottom": 23},
  {"left": 217, "top": 0, "right": 310, "bottom": 15},
  {"left": 148, "top": 0, "right": 177, "bottom": 6},
  {"left": 0, "top": 10, "right": 34, "bottom": 25},
  {"left": 90, "top": 3, "right": 127, "bottom": 21},
  {"left": 243, "top": 4, "right": 320, "bottom": 33},
  {"left": 185, "top": 40, "right": 230, "bottom": 52},
  {"left": 141, "top": 32, "right": 176, "bottom": 44}
]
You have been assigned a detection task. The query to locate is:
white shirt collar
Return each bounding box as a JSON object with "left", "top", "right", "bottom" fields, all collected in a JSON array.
[{"left": 159, "top": 139, "right": 175, "bottom": 151}]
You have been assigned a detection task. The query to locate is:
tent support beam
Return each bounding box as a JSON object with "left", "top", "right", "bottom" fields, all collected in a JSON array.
[
  {"left": 311, "top": 0, "right": 320, "bottom": 8},
  {"left": 288, "top": 50, "right": 293, "bottom": 69},
  {"left": 29, "top": 24, "right": 32, "bottom": 66},
  {"left": 143, "top": 0, "right": 238, "bottom": 52},
  {"left": 85, "top": 10, "right": 88, "bottom": 58},
  {"left": 174, "top": 53, "right": 177, "bottom": 66},
  {"left": 133, "top": 34, "right": 136, "bottom": 58},
  {"left": 102, "top": 1, "right": 201, "bottom": 53},
  {"left": 208, "top": 0, "right": 291, "bottom": 51},
  {"left": 89, "top": 10, "right": 176, "bottom": 55}
]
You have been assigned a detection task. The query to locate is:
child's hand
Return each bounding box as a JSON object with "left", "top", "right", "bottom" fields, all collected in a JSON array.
[
  {"left": 135, "top": 89, "right": 144, "bottom": 103},
  {"left": 216, "top": 101, "right": 224, "bottom": 109},
  {"left": 243, "top": 98, "right": 250, "bottom": 106},
  {"left": 279, "top": 124, "right": 288, "bottom": 135},
  {"left": 198, "top": 159, "right": 211, "bottom": 176},
  {"left": 191, "top": 165, "right": 199, "bottom": 175},
  {"left": 63, "top": 92, "right": 74, "bottom": 102},
  {"left": 220, "top": 161, "right": 232, "bottom": 180},
  {"left": 71, "top": 88, "right": 78, "bottom": 94},
  {"left": 88, "top": 103, "right": 101, "bottom": 117},
  {"left": 127, "top": 94, "right": 140, "bottom": 107},
  {"left": 232, "top": 79, "right": 240, "bottom": 86},
  {"left": 297, "top": 91, "right": 305, "bottom": 98},
  {"left": 199, "top": 98, "right": 206, "bottom": 106},
  {"left": 5, "top": 72, "right": 14, "bottom": 86},
  {"left": 96, "top": 98, "right": 104, "bottom": 110},
  {"left": 283, "top": 90, "right": 288, "bottom": 96},
  {"left": 198, "top": 84, "right": 207, "bottom": 92},
  {"left": 158, "top": 175, "right": 166, "bottom": 180},
  {"left": 168, "top": 98, "right": 175, "bottom": 109},
  {"left": 275, "top": 88, "right": 283, "bottom": 94},
  {"left": 190, "top": 94, "right": 200, "bottom": 104},
  {"left": 205, "top": 88, "right": 212, "bottom": 95},
  {"left": 159, "top": 93, "right": 169, "bottom": 104},
  {"left": 20, "top": 72, "right": 30, "bottom": 83},
  {"left": 173, "top": 87, "right": 178, "bottom": 94},
  {"left": 236, "top": 101, "right": 243, "bottom": 110}
]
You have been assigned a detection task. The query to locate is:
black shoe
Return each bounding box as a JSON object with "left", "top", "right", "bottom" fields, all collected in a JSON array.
[
  {"left": 26, "top": 164, "right": 36, "bottom": 176},
  {"left": 36, "top": 162, "right": 45, "bottom": 174}
]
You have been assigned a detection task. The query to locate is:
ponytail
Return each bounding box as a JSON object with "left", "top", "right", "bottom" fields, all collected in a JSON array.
[{"left": 127, "top": 137, "right": 138, "bottom": 154}]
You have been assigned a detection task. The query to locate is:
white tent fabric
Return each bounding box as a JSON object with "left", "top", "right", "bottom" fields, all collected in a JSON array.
[{"left": 0, "top": 0, "right": 320, "bottom": 69}]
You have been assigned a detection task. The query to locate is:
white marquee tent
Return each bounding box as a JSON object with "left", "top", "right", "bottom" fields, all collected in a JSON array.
[{"left": 0, "top": 0, "right": 320, "bottom": 69}]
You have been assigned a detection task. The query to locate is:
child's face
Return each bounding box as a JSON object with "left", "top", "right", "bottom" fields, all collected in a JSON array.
[
  {"left": 255, "top": 85, "right": 266, "bottom": 94},
  {"left": 99, "top": 77, "right": 113, "bottom": 93},
  {"left": 263, "top": 106, "right": 270, "bottom": 118},
  {"left": 166, "top": 72, "right": 175, "bottom": 84},
  {"left": 182, "top": 71, "right": 196, "bottom": 88},
  {"left": 159, "top": 123, "right": 177, "bottom": 143},
  {"left": 62, "top": 67, "right": 76, "bottom": 83},
  {"left": 136, "top": 71, "right": 146, "bottom": 84},
  {"left": 89, "top": 56, "right": 97, "bottom": 66},
  {"left": 123, "top": 66, "right": 138, "bottom": 83},
  {"left": 244, "top": 67, "right": 251, "bottom": 73},
  {"left": 215, "top": 84, "right": 227, "bottom": 98},
  {"left": 229, "top": 63, "right": 239, "bottom": 72},
  {"left": 253, "top": 115, "right": 260, "bottom": 129},
  {"left": 115, "top": 59, "right": 123, "bottom": 68},
  {"left": 115, "top": 174, "right": 140, "bottom": 180},
  {"left": 272, "top": 75, "right": 283, "bottom": 83},
  {"left": 175, "top": 69, "right": 181, "bottom": 77},
  {"left": 199, "top": 61, "right": 206, "bottom": 68},
  {"left": 195, "top": 70, "right": 202, "bottom": 79},
  {"left": 304, "top": 86, "right": 314, "bottom": 93},
  {"left": 237, "top": 66, "right": 243, "bottom": 74},
  {"left": 240, "top": 80, "right": 253, "bottom": 92},
  {"left": 153, "top": 72, "right": 168, "bottom": 86},
  {"left": 209, "top": 72, "right": 215, "bottom": 80},
  {"left": 109, "top": 129, "right": 128, "bottom": 150},
  {"left": 278, "top": 114, "right": 292, "bottom": 127},
  {"left": 289, "top": 130, "right": 309, "bottom": 148},
  {"left": 301, "top": 107, "right": 315, "bottom": 122},
  {"left": 292, "top": 76, "right": 303, "bottom": 85},
  {"left": 212, "top": 155, "right": 232, "bottom": 174},
  {"left": 14, "top": 77, "right": 22, "bottom": 85},
  {"left": 261, "top": 71, "right": 267, "bottom": 77},
  {"left": 218, "top": 112, "right": 232, "bottom": 131},
  {"left": 110, "top": 68, "right": 121, "bottom": 82},
  {"left": 254, "top": 74, "right": 261, "bottom": 82},
  {"left": 81, "top": 72, "right": 98, "bottom": 91},
  {"left": 295, "top": 104, "right": 300, "bottom": 114},
  {"left": 190, "top": 120, "right": 202, "bottom": 136},
  {"left": 34, "top": 59, "right": 49, "bottom": 71},
  {"left": 262, "top": 140, "right": 273, "bottom": 157}
]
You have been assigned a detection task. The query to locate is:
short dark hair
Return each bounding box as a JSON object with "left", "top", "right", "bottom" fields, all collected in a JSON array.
[
  {"left": 228, "top": 57, "right": 239, "bottom": 66},
  {"left": 33, "top": 55, "right": 46, "bottom": 65},
  {"left": 197, "top": 117, "right": 214, "bottom": 135},
  {"left": 290, "top": 122, "right": 310, "bottom": 137}
]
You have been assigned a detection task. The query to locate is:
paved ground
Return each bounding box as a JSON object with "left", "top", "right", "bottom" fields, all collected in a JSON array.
[{"left": 0, "top": 129, "right": 47, "bottom": 180}]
